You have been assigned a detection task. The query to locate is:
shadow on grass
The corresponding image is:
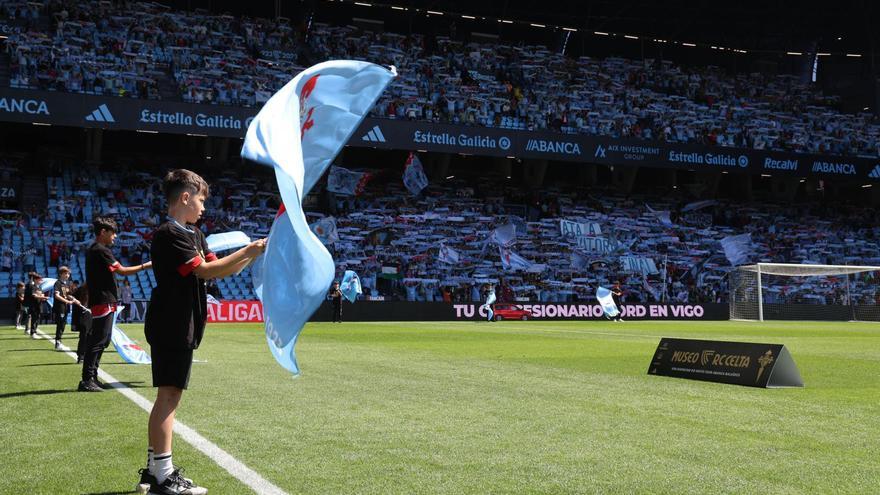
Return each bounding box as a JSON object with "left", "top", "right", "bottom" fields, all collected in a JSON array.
[
  {"left": 0, "top": 381, "right": 146, "bottom": 399},
  {"left": 6, "top": 348, "right": 57, "bottom": 352},
  {"left": 19, "top": 362, "right": 77, "bottom": 367},
  {"left": 81, "top": 491, "right": 137, "bottom": 495},
  {"left": 0, "top": 389, "right": 77, "bottom": 399}
]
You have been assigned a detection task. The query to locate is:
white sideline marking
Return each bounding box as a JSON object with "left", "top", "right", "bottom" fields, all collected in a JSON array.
[{"left": 33, "top": 330, "right": 289, "bottom": 495}]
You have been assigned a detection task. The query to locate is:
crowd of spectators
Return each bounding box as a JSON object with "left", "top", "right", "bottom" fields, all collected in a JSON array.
[
  {"left": 3, "top": 154, "right": 877, "bottom": 310},
  {"left": 4, "top": 2, "right": 880, "bottom": 158}
]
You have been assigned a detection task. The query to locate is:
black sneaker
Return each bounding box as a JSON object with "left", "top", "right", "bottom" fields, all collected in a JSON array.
[
  {"left": 76, "top": 356, "right": 82, "bottom": 364},
  {"left": 135, "top": 468, "right": 155, "bottom": 495},
  {"left": 54, "top": 341, "right": 60, "bottom": 349},
  {"left": 77, "top": 380, "right": 103, "bottom": 392},
  {"left": 150, "top": 469, "right": 207, "bottom": 495}
]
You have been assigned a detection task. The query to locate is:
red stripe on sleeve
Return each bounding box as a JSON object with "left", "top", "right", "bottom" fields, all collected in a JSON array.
[
  {"left": 177, "top": 256, "right": 203, "bottom": 277},
  {"left": 205, "top": 253, "right": 218, "bottom": 262},
  {"left": 108, "top": 262, "right": 121, "bottom": 272}
]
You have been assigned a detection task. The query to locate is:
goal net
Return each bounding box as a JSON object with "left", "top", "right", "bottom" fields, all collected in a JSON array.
[{"left": 729, "top": 263, "right": 880, "bottom": 321}]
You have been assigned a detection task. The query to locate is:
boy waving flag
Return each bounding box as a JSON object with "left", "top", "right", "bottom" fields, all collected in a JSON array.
[
  {"left": 242, "top": 60, "right": 395, "bottom": 374},
  {"left": 137, "top": 170, "right": 266, "bottom": 495}
]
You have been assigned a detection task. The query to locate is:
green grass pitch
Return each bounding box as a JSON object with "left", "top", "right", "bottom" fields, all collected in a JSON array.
[{"left": 1, "top": 320, "right": 878, "bottom": 494}]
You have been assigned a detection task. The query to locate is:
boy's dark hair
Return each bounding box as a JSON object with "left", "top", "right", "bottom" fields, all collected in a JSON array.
[
  {"left": 163, "top": 169, "right": 209, "bottom": 202},
  {"left": 16, "top": 281, "right": 25, "bottom": 288},
  {"left": 59, "top": 266, "right": 70, "bottom": 275},
  {"left": 93, "top": 216, "right": 118, "bottom": 236}
]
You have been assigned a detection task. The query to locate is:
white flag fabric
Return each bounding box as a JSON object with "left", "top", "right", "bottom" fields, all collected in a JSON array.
[
  {"left": 206, "top": 231, "right": 251, "bottom": 253},
  {"left": 340, "top": 270, "right": 363, "bottom": 303},
  {"left": 403, "top": 152, "right": 429, "bottom": 195},
  {"left": 242, "top": 60, "right": 395, "bottom": 374},
  {"left": 720, "top": 233, "right": 752, "bottom": 266},
  {"left": 596, "top": 286, "right": 620, "bottom": 318}
]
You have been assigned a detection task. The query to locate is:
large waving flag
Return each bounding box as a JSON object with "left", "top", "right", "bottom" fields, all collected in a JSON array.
[
  {"left": 242, "top": 60, "right": 396, "bottom": 374},
  {"left": 110, "top": 307, "right": 151, "bottom": 364},
  {"left": 596, "top": 286, "right": 620, "bottom": 318},
  {"left": 438, "top": 244, "right": 460, "bottom": 264},
  {"left": 403, "top": 152, "right": 429, "bottom": 195},
  {"left": 340, "top": 270, "right": 363, "bottom": 303}
]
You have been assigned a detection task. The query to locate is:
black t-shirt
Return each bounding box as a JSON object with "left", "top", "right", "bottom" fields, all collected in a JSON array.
[
  {"left": 86, "top": 242, "right": 120, "bottom": 307},
  {"left": 145, "top": 221, "right": 214, "bottom": 350},
  {"left": 54, "top": 279, "right": 71, "bottom": 314},
  {"left": 24, "top": 281, "right": 38, "bottom": 308}
]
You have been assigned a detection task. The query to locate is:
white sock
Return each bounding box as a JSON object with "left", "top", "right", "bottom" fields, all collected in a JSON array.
[
  {"left": 146, "top": 447, "right": 154, "bottom": 470},
  {"left": 151, "top": 451, "right": 173, "bottom": 484}
]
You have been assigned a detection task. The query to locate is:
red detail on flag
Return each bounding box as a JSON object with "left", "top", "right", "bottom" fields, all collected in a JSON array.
[
  {"left": 276, "top": 203, "right": 286, "bottom": 219},
  {"left": 300, "top": 74, "right": 320, "bottom": 103},
  {"left": 125, "top": 344, "right": 143, "bottom": 351},
  {"left": 301, "top": 107, "right": 316, "bottom": 138}
]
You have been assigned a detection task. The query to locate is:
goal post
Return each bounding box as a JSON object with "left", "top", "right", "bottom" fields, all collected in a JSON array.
[{"left": 729, "top": 263, "right": 880, "bottom": 322}]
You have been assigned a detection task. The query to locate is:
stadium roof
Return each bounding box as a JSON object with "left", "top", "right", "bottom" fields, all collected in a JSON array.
[{"left": 174, "top": 0, "right": 879, "bottom": 57}]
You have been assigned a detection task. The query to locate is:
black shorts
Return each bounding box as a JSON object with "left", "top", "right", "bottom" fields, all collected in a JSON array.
[{"left": 150, "top": 347, "right": 194, "bottom": 389}]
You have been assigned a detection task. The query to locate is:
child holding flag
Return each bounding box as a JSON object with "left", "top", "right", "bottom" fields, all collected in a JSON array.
[{"left": 138, "top": 169, "right": 265, "bottom": 495}]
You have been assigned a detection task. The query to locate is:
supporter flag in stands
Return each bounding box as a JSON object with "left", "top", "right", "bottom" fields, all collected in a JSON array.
[
  {"left": 110, "top": 307, "right": 151, "bottom": 364},
  {"left": 340, "top": 270, "right": 362, "bottom": 303},
  {"left": 720, "top": 233, "right": 753, "bottom": 266},
  {"left": 682, "top": 200, "right": 717, "bottom": 212},
  {"left": 403, "top": 152, "right": 429, "bottom": 196},
  {"left": 595, "top": 286, "right": 620, "bottom": 318},
  {"left": 645, "top": 203, "right": 673, "bottom": 227},
  {"left": 570, "top": 250, "right": 589, "bottom": 271},
  {"left": 310, "top": 216, "right": 338, "bottom": 245},
  {"left": 241, "top": 60, "right": 396, "bottom": 374},
  {"left": 499, "top": 246, "right": 533, "bottom": 271},
  {"left": 490, "top": 223, "right": 517, "bottom": 247},
  {"left": 438, "top": 243, "right": 460, "bottom": 264},
  {"left": 327, "top": 166, "right": 371, "bottom": 196}
]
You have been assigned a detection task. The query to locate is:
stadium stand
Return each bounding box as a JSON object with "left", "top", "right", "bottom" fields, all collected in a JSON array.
[
  {"left": 2, "top": 153, "right": 878, "bottom": 307},
  {"left": 4, "top": 2, "right": 880, "bottom": 157}
]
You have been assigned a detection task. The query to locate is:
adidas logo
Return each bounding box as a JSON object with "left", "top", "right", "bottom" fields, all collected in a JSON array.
[
  {"left": 869, "top": 164, "right": 880, "bottom": 179},
  {"left": 361, "top": 125, "right": 386, "bottom": 143},
  {"left": 85, "top": 104, "right": 115, "bottom": 123}
]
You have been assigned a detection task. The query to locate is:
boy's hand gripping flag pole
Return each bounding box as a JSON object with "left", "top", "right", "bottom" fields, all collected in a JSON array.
[{"left": 241, "top": 61, "right": 396, "bottom": 374}]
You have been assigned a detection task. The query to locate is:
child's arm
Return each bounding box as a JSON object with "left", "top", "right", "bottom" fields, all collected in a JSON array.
[
  {"left": 114, "top": 261, "right": 152, "bottom": 276},
  {"left": 193, "top": 239, "right": 266, "bottom": 280}
]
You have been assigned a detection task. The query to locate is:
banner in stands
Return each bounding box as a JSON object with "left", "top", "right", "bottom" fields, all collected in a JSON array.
[
  {"left": 1, "top": 87, "right": 878, "bottom": 181},
  {"left": 0, "top": 179, "right": 19, "bottom": 202}
]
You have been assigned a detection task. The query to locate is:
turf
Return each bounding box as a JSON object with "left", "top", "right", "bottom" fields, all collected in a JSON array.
[{"left": 1, "top": 320, "right": 878, "bottom": 494}]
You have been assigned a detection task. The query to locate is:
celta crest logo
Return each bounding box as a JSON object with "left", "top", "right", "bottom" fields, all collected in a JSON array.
[
  {"left": 756, "top": 349, "right": 775, "bottom": 383},
  {"left": 299, "top": 74, "right": 320, "bottom": 138}
]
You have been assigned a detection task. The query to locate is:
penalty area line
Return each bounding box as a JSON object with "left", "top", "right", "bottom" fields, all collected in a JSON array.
[{"left": 33, "top": 329, "right": 289, "bottom": 495}]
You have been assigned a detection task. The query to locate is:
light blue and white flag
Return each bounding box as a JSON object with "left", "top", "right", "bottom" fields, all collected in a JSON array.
[
  {"left": 39, "top": 278, "right": 57, "bottom": 308},
  {"left": 499, "top": 246, "right": 533, "bottom": 271},
  {"left": 438, "top": 244, "right": 460, "bottom": 264},
  {"left": 242, "top": 60, "right": 395, "bottom": 374},
  {"left": 111, "top": 307, "right": 151, "bottom": 364},
  {"left": 309, "top": 216, "right": 338, "bottom": 245},
  {"left": 596, "top": 286, "right": 620, "bottom": 318},
  {"left": 206, "top": 231, "right": 251, "bottom": 253},
  {"left": 340, "top": 270, "right": 362, "bottom": 303},
  {"left": 645, "top": 204, "right": 673, "bottom": 227},
  {"left": 490, "top": 223, "right": 517, "bottom": 247},
  {"left": 403, "top": 152, "right": 429, "bottom": 195},
  {"left": 327, "top": 166, "right": 369, "bottom": 196},
  {"left": 720, "top": 233, "right": 752, "bottom": 266}
]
